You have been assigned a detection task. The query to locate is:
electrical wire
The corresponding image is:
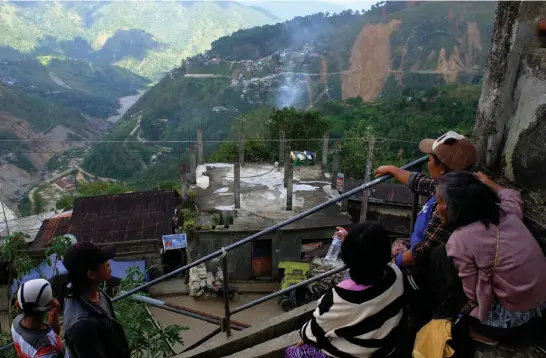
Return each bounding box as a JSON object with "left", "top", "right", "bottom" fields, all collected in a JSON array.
[{"left": 0, "top": 136, "right": 419, "bottom": 144}]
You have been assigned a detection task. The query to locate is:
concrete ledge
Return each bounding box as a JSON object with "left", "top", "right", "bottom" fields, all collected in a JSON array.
[
  {"left": 224, "top": 331, "right": 300, "bottom": 358},
  {"left": 177, "top": 301, "right": 316, "bottom": 358}
]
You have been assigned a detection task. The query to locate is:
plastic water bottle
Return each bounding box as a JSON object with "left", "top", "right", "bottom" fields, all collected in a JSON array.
[{"left": 325, "top": 234, "right": 343, "bottom": 263}]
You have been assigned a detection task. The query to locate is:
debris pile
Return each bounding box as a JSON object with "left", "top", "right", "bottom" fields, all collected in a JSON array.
[
  {"left": 307, "top": 257, "right": 346, "bottom": 295},
  {"left": 188, "top": 264, "right": 224, "bottom": 297}
]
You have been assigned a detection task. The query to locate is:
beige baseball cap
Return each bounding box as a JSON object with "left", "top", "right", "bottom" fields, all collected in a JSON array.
[{"left": 419, "top": 131, "right": 477, "bottom": 170}]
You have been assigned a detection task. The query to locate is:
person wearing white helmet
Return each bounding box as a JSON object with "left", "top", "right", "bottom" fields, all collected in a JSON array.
[{"left": 11, "top": 278, "right": 64, "bottom": 358}]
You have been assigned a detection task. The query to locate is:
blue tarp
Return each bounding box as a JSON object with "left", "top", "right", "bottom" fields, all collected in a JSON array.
[{"left": 9, "top": 254, "right": 149, "bottom": 298}]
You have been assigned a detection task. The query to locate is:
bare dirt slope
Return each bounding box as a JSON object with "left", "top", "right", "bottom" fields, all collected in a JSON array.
[
  {"left": 341, "top": 20, "right": 401, "bottom": 102},
  {"left": 0, "top": 112, "right": 85, "bottom": 170},
  {"left": 0, "top": 112, "right": 89, "bottom": 212}
]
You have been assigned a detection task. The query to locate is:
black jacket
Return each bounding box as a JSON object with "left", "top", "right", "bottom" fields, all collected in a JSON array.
[{"left": 63, "top": 292, "right": 131, "bottom": 358}]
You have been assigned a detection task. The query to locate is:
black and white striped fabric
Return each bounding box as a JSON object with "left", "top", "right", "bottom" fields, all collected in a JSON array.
[{"left": 300, "top": 263, "right": 405, "bottom": 358}]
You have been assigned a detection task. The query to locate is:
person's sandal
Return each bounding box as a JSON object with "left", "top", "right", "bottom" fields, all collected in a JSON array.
[{"left": 469, "top": 327, "right": 499, "bottom": 346}]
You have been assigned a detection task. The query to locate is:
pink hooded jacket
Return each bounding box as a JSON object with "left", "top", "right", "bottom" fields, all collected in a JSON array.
[{"left": 446, "top": 189, "right": 546, "bottom": 321}]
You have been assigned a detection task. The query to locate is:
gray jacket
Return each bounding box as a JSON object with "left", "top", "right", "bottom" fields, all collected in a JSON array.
[{"left": 63, "top": 292, "right": 130, "bottom": 358}]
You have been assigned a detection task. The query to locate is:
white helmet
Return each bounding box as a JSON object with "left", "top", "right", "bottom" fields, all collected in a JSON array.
[{"left": 17, "top": 278, "right": 52, "bottom": 312}]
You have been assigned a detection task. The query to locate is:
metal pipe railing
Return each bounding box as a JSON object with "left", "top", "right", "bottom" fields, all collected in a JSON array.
[
  {"left": 113, "top": 156, "right": 428, "bottom": 303},
  {"left": 231, "top": 264, "right": 348, "bottom": 315},
  {"left": 127, "top": 294, "right": 249, "bottom": 331}
]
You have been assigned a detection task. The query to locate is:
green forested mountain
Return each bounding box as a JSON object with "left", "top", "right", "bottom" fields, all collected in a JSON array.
[
  {"left": 0, "top": 54, "right": 148, "bottom": 118},
  {"left": 81, "top": 1, "right": 495, "bottom": 182},
  {"left": 0, "top": 1, "right": 279, "bottom": 79}
]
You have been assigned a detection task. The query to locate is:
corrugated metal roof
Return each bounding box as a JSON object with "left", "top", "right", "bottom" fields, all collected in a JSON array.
[
  {"left": 32, "top": 190, "right": 181, "bottom": 248},
  {"left": 71, "top": 190, "right": 181, "bottom": 221},
  {"left": 345, "top": 181, "right": 415, "bottom": 205}
]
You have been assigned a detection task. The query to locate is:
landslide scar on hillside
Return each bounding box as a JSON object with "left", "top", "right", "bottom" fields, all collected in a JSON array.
[{"left": 342, "top": 20, "right": 401, "bottom": 102}]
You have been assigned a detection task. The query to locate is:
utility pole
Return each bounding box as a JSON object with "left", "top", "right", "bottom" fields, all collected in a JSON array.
[
  {"left": 180, "top": 163, "right": 188, "bottom": 201},
  {"left": 284, "top": 144, "right": 291, "bottom": 188},
  {"left": 0, "top": 184, "right": 9, "bottom": 235},
  {"left": 360, "top": 135, "right": 375, "bottom": 222},
  {"left": 322, "top": 133, "right": 329, "bottom": 169},
  {"left": 189, "top": 144, "right": 197, "bottom": 184},
  {"left": 279, "top": 130, "right": 286, "bottom": 165},
  {"left": 197, "top": 125, "right": 204, "bottom": 165},
  {"left": 331, "top": 145, "right": 339, "bottom": 190},
  {"left": 234, "top": 159, "right": 241, "bottom": 209},
  {"left": 238, "top": 117, "right": 244, "bottom": 167},
  {"left": 286, "top": 157, "right": 293, "bottom": 211}
]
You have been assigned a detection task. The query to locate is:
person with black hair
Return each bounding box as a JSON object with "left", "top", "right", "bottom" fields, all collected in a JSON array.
[
  {"left": 62, "top": 242, "right": 130, "bottom": 358},
  {"left": 286, "top": 223, "right": 406, "bottom": 358},
  {"left": 11, "top": 278, "right": 64, "bottom": 358},
  {"left": 433, "top": 171, "right": 546, "bottom": 344}
]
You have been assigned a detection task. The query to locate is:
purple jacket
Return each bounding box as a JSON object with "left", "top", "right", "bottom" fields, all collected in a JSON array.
[{"left": 446, "top": 189, "right": 546, "bottom": 321}]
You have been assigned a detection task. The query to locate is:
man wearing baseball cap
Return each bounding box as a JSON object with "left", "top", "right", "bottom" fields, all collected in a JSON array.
[
  {"left": 375, "top": 131, "right": 477, "bottom": 267},
  {"left": 11, "top": 278, "right": 64, "bottom": 358},
  {"left": 62, "top": 242, "right": 130, "bottom": 358},
  {"left": 374, "top": 131, "right": 477, "bottom": 327}
]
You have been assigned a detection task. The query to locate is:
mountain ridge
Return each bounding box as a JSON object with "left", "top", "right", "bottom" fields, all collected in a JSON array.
[
  {"left": 80, "top": 1, "right": 495, "bottom": 181},
  {"left": 0, "top": 0, "right": 281, "bottom": 79}
]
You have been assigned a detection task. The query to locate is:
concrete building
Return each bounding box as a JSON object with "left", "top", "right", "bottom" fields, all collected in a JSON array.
[
  {"left": 189, "top": 163, "right": 352, "bottom": 280},
  {"left": 31, "top": 190, "right": 182, "bottom": 271}
]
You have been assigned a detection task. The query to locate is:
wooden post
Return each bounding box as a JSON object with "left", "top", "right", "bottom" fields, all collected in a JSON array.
[
  {"left": 189, "top": 144, "right": 197, "bottom": 184},
  {"left": 197, "top": 126, "right": 204, "bottom": 165},
  {"left": 234, "top": 160, "right": 241, "bottom": 209},
  {"left": 322, "top": 133, "right": 329, "bottom": 169},
  {"left": 286, "top": 157, "right": 293, "bottom": 211},
  {"left": 279, "top": 130, "right": 285, "bottom": 165},
  {"left": 180, "top": 163, "right": 188, "bottom": 201},
  {"left": 410, "top": 165, "right": 422, "bottom": 233},
  {"left": 359, "top": 136, "right": 375, "bottom": 222},
  {"left": 341, "top": 175, "right": 348, "bottom": 212},
  {"left": 0, "top": 184, "right": 9, "bottom": 235},
  {"left": 284, "top": 145, "right": 290, "bottom": 188},
  {"left": 331, "top": 149, "right": 339, "bottom": 190},
  {"left": 239, "top": 118, "right": 244, "bottom": 167}
]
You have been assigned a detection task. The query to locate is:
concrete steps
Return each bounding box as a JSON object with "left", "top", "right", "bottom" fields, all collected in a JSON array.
[
  {"left": 223, "top": 331, "right": 300, "bottom": 358},
  {"left": 176, "top": 301, "right": 316, "bottom": 358}
]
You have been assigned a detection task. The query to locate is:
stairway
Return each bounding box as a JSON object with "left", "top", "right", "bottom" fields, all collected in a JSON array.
[{"left": 176, "top": 301, "right": 315, "bottom": 358}]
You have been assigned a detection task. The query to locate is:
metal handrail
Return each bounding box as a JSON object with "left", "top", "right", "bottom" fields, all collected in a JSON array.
[{"left": 0, "top": 156, "right": 426, "bottom": 353}]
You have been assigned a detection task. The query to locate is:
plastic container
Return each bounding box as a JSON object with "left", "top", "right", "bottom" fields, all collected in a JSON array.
[{"left": 325, "top": 235, "right": 343, "bottom": 263}]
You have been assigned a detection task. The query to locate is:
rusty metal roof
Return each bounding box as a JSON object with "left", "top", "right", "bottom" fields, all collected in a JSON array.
[
  {"left": 31, "top": 217, "right": 72, "bottom": 249},
  {"left": 32, "top": 190, "right": 181, "bottom": 248},
  {"left": 345, "top": 181, "right": 415, "bottom": 205}
]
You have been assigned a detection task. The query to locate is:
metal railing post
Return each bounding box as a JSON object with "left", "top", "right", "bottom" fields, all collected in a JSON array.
[
  {"left": 222, "top": 255, "right": 231, "bottom": 337},
  {"left": 409, "top": 164, "right": 422, "bottom": 233}
]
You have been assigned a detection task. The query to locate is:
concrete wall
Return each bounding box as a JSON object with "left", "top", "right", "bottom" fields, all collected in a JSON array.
[
  {"left": 189, "top": 225, "right": 341, "bottom": 280},
  {"left": 473, "top": 2, "right": 546, "bottom": 245}
]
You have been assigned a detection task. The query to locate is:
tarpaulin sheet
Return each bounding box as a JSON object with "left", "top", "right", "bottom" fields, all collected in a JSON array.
[{"left": 9, "top": 254, "right": 148, "bottom": 298}]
